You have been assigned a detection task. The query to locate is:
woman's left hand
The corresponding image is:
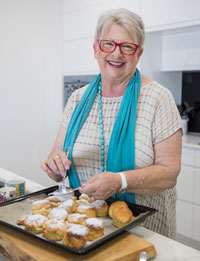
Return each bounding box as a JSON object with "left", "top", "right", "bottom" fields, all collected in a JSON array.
[{"left": 78, "top": 172, "right": 121, "bottom": 200}]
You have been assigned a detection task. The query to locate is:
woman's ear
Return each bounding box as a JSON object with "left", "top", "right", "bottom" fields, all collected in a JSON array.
[{"left": 137, "top": 48, "right": 143, "bottom": 58}]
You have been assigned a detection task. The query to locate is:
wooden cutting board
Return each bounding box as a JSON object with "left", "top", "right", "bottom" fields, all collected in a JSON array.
[{"left": 0, "top": 224, "right": 156, "bottom": 261}]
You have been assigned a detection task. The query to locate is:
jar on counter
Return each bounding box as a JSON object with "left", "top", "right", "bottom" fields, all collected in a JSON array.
[{"left": 181, "top": 116, "right": 189, "bottom": 135}]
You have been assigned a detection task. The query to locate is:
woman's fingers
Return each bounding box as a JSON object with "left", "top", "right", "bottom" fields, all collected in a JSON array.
[
  {"left": 53, "top": 156, "right": 66, "bottom": 177},
  {"left": 59, "top": 151, "right": 71, "bottom": 171},
  {"left": 41, "top": 161, "right": 48, "bottom": 173},
  {"left": 79, "top": 172, "right": 119, "bottom": 199},
  {"left": 41, "top": 161, "right": 62, "bottom": 182},
  {"left": 41, "top": 150, "right": 71, "bottom": 181},
  {"left": 46, "top": 157, "right": 59, "bottom": 174},
  {"left": 79, "top": 177, "right": 101, "bottom": 198}
]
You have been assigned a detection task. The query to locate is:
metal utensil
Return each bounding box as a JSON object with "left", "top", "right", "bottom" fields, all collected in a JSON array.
[
  {"left": 56, "top": 147, "right": 70, "bottom": 195},
  {"left": 48, "top": 187, "right": 79, "bottom": 196},
  {"left": 139, "top": 251, "right": 148, "bottom": 261}
]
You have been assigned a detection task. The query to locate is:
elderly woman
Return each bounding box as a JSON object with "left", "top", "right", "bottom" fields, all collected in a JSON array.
[{"left": 41, "top": 8, "right": 182, "bottom": 239}]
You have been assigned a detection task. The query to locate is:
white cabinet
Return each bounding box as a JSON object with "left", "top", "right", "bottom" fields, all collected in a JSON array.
[
  {"left": 181, "top": 147, "right": 196, "bottom": 167},
  {"left": 142, "top": 0, "right": 200, "bottom": 32},
  {"left": 177, "top": 144, "right": 200, "bottom": 244},
  {"left": 177, "top": 165, "right": 194, "bottom": 203},
  {"left": 196, "top": 150, "right": 200, "bottom": 168},
  {"left": 194, "top": 168, "right": 200, "bottom": 205},
  {"left": 193, "top": 205, "right": 200, "bottom": 241},
  {"left": 177, "top": 200, "right": 193, "bottom": 238},
  {"left": 161, "top": 26, "right": 200, "bottom": 71}
]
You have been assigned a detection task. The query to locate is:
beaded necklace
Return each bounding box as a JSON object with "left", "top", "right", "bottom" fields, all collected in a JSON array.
[{"left": 98, "top": 83, "right": 105, "bottom": 172}]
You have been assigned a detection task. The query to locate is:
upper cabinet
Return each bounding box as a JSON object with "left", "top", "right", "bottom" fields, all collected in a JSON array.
[
  {"left": 161, "top": 25, "right": 200, "bottom": 71},
  {"left": 142, "top": 0, "right": 200, "bottom": 71},
  {"left": 142, "top": 0, "right": 200, "bottom": 32}
]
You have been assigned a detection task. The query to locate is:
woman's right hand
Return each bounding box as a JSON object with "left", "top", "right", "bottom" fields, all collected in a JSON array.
[{"left": 41, "top": 150, "right": 71, "bottom": 182}]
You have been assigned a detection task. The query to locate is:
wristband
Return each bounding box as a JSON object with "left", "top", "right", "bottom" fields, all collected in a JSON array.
[{"left": 118, "top": 172, "right": 127, "bottom": 193}]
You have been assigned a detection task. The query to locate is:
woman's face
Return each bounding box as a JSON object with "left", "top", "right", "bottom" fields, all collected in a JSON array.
[{"left": 93, "top": 24, "right": 143, "bottom": 84}]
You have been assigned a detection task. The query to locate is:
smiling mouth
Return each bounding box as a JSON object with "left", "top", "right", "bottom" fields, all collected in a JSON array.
[{"left": 107, "top": 60, "right": 125, "bottom": 67}]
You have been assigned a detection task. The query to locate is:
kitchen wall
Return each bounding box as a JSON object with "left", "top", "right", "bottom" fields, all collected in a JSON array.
[{"left": 0, "top": 0, "right": 63, "bottom": 186}]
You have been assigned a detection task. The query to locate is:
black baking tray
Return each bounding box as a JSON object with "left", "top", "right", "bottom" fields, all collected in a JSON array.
[{"left": 0, "top": 186, "right": 157, "bottom": 255}]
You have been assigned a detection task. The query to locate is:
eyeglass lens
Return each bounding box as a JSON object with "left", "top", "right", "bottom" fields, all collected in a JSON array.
[{"left": 100, "top": 40, "right": 137, "bottom": 55}]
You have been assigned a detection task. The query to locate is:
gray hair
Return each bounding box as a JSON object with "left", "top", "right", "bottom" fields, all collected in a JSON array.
[{"left": 94, "top": 8, "right": 145, "bottom": 47}]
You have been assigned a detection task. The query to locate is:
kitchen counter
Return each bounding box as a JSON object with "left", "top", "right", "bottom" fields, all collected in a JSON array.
[
  {"left": 182, "top": 133, "right": 200, "bottom": 149},
  {"left": 0, "top": 167, "right": 45, "bottom": 193},
  {"left": 1, "top": 167, "right": 200, "bottom": 260}
]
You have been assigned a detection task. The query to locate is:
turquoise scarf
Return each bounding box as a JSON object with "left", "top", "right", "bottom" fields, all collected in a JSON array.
[{"left": 63, "top": 68, "right": 141, "bottom": 204}]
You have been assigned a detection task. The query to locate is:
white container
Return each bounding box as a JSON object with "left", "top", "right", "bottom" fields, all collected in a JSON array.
[
  {"left": 0, "top": 186, "right": 16, "bottom": 200},
  {"left": 181, "top": 116, "right": 189, "bottom": 135}
]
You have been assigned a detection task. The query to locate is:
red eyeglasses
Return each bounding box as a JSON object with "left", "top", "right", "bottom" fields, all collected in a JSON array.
[{"left": 98, "top": 40, "right": 139, "bottom": 55}]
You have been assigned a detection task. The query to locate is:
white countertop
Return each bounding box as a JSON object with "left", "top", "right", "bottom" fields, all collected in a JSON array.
[
  {"left": 183, "top": 133, "right": 200, "bottom": 149},
  {"left": 1, "top": 167, "right": 200, "bottom": 260},
  {"left": 0, "top": 167, "right": 46, "bottom": 193},
  {"left": 131, "top": 227, "right": 200, "bottom": 261}
]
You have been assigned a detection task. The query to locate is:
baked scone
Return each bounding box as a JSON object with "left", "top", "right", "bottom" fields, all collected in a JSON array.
[
  {"left": 32, "top": 199, "right": 51, "bottom": 216},
  {"left": 67, "top": 213, "right": 88, "bottom": 225},
  {"left": 92, "top": 200, "right": 108, "bottom": 217},
  {"left": 63, "top": 224, "right": 88, "bottom": 248},
  {"left": 109, "top": 201, "right": 133, "bottom": 228},
  {"left": 43, "top": 218, "right": 68, "bottom": 241},
  {"left": 76, "top": 204, "right": 96, "bottom": 218},
  {"left": 85, "top": 218, "right": 104, "bottom": 241},
  {"left": 17, "top": 214, "right": 29, "bottom": 226},
  {"left": 79, "top": 193, "right": 94, "bottom": 204},
  {"left": 108, "top": 201, "right": 129, "bottom": 219},
  {"left": 59, "top": 199, "right": 76, "bottom": 213},
  {"left": 70, "top": 196, "right": 77, "bottom": 203},
  {"left": 47, "top": 207, "right": 68, "bottom": 221},
  {"left": 24, "top": 214, "right": 47, "bottom": 234},
  {"left": 46, "top": 195, "right": 67, "bottom": 208},
  {"left": 112, "top": 207, "right": 133, "bottom": 228},
  {"left": 75, "top": 199, "right": 90, "bottom": 209}
]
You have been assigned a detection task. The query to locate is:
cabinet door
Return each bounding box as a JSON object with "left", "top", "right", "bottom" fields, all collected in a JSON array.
[
  {"left": 142, "top": 0, "right": 200, "bottom": 31},
  {"left": 177, "top": 165, "right": 194, "bottom": 203},
  {"left": 196, "top": 150, "right": 200, "bottom": 168},
  {"left": 194, "top": 167, "right": 200, "bottom": 206},
  {"left": 161, "top": 28, "right": 200, "bottom": 71},
  {"left": 177, "top": 200, "right": 193, "bottom": 238},
  {"left": 193, "top": 205, "right": 200, "bottom": 241},
  {"left": 182, "top": 147, "right": 196, "bottom": 166}
]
